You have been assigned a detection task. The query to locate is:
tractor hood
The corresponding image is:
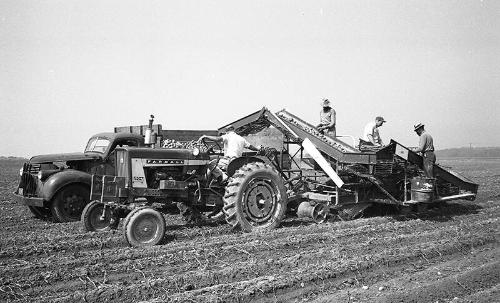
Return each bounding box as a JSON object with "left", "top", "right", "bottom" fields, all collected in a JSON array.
[
  {"left": 121, "top": 147, "right": 210, "bottom": 160},
  {"left": 29, "top": 152, "right": 101, "bottom": 164}
]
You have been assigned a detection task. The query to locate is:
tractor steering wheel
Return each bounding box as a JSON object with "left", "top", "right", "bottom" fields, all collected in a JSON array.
[{"left": 200, "top": 137, "right": 222, "bottom": 155}]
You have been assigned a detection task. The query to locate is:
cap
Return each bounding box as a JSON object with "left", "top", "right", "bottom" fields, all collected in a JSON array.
[
  {"left": 414, "top": 123, "right": 424, "bottom": 131},
  {"left": 322, "top": 98, "right": 331, "bottom": 107},
  {"left": 376, "top": 116, "right": 386, "bottom": 123}
]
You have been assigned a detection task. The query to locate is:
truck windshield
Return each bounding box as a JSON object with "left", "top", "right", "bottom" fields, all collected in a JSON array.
[{"left": 85, "top": 137, "right": 111, "bottom": 153}]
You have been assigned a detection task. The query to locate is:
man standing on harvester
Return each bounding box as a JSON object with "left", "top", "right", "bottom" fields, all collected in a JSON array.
[
  {"left": 413, "top": 123, "right": 435, "bottom": 178},
  {"left": 317, "top": 98, "right": 336, "bottom": 138}
]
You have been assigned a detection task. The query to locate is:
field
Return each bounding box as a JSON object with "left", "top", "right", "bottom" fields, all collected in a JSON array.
[{"left": 0, "top": 158, "right": 499, "bottom": 303}]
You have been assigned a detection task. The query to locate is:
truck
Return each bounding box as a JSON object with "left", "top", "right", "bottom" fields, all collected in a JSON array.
[
  {"left": 14, "top": 132, "right": 146, "bottom": 222},
  {"left": 82, "top": 108, "right": 479, "bottom": 247}
]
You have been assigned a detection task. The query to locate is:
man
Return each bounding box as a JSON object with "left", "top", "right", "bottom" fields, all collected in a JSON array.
[
  {"left": 317, "top": 98, "right": 336, "bottom": 138},
  {"left": 361, "top": 116, "right": 386, "bottom": 147},
  {"left": 199, "top": 126, "right": 262, "bottom": 181},
  {"left": 413, "top": 123, "right": 435, "bottom": 178}
]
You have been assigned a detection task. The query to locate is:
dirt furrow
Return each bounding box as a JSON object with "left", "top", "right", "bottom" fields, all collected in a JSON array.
[
  {"left": 7, "top": 221, "right": 494, "bottom": 303},
  {"left": 2, "top": 212, "right": 497, "bottom": 294}
]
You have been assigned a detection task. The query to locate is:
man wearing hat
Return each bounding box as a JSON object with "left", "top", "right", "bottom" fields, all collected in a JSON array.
[
  {"left": 317, "top": 98, "right": 336, "bottom": 138},
  {"left": 413, "top": 123, "right": 435, "bottom": 178},
  {"left": 361, "top": 116, "right": 387, "bottom": 147}
]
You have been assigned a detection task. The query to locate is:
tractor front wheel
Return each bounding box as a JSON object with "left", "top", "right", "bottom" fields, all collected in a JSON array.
[
  {"left": 123, "top": 208, "right": 166, "bottom": 247},
  {"left": 81, "top": 200, "right": 119, "bottom": 232},
  {"left": 223, "top": 162, "right": 287, "bottom": 232}
]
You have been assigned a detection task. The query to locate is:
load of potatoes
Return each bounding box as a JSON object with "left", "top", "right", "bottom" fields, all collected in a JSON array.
[{"left": 162, "top": 139, "right": 208, "bottom": 152}]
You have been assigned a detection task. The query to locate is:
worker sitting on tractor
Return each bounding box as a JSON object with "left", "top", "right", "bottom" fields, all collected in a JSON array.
[
  {"left": 359, "top": 116, "right": 386, "bottom": 151},
  {"left": 198, "top": 126, "right": 262, "bottom": 182}
]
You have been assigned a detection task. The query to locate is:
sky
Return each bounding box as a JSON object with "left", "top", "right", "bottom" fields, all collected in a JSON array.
[{"left": 1, "top": 0, "right": 499, "bottom": 157}]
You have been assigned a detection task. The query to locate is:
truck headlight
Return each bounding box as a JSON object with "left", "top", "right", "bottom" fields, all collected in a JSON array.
[
  {"left": 19, "top": 167, "right": 24, "bottom": 176},
  {"left": 192, "top": 147, "right": 200, "bottom": 156},
  {"left": 36, "top": 169, "right": 60, "bottom": 181}
]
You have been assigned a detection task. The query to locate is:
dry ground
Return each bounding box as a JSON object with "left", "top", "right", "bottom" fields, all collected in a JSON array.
[{"left": 0, "top": 158, "right": 498, "bottom": 303}]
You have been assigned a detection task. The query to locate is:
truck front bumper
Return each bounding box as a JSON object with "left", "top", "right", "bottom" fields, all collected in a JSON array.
[{"left": 13, "top": 189, "right": 45, "bottom": 207}]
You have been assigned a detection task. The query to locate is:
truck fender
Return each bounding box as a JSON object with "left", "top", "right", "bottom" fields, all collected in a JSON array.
[
  {"left": 40, "top": 169, "right": 92, "bottom": 202},
  {"left": 227, "top": 156, "right": 267, "bottom": 177}
]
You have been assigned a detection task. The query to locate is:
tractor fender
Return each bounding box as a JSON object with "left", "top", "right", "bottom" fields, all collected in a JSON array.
[
  {"left": 40, "top": 169, "right": 92, "bottom": 202},
  {"left": 227, "top": 156, "right": 268, "bottom": 177}
]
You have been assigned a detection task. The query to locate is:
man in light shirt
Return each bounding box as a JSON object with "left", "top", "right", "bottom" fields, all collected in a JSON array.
[
  {"left": 361, "top": 116, "right": 386, "bottom": 147},
  {"left": 413, "top": 123, "right": 435, "bottom": 178},
  {"left": 199, "top": 126, "right": 262, "bottom": 181},
  {"left": 317, "top": 98, "right": 336, "bottom": 138}
]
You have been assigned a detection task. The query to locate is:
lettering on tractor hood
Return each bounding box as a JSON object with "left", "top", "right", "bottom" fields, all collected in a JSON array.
[{"left": 143, "top": 159, "right": 210, "bottom": 166}]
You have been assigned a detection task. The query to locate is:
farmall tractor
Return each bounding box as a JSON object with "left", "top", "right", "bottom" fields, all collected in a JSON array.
[
  {"left": 82, "top": 108, "right": 478, "bottom": 247},
  {"left": 82, "top": 126, "right": 290, "bottom": 247}
]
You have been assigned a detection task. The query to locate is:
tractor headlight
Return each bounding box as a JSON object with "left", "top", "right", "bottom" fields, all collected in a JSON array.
[
  {"left": 19, "top": 167, "right": 24, "bottom": 176},
  {"left": 192, "top": 147, "right": 200, "bottom": 156}
]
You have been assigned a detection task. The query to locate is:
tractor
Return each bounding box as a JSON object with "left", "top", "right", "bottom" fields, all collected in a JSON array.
[{"left": 81, "top": 136, "right": 291, "bottom": 246}]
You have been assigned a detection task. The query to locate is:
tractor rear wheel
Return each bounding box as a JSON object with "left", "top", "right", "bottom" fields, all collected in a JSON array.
[
  {"left": 50, "top": 185, "right": 89, "bottom": 222},
  {"left": 223, "top": 162, "right": 287, "bottom": 232},
  {"left": 81, "top": 200, "right": 119, "bottom": 232},
  {"left": 123, "top": 208, "right": 166, "bottom": 247}
]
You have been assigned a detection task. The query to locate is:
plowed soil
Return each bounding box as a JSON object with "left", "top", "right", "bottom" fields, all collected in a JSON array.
[{"left": 1, "top": 158, "right": 498, "bottom": 303}]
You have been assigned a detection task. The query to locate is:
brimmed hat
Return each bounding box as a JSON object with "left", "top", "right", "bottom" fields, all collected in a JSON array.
[
  {"left": 414, "top": 123, "right": 424, "bottom": 131},
  {"left": 322, "top": 98, "right": 331, "bottom": 107},
  {"left": 376, "top": 116, "right": 386, "bottom": 123}
]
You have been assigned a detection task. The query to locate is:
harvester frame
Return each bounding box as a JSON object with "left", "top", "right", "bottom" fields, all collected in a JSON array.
[{"left": 217, "top": 107, "right": 478, "bottom": 220}]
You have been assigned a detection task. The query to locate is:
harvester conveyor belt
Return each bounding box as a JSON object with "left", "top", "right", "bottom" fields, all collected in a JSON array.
[
  {"left": 218, "top": 107, "right": 377, "bottom": 165},
  {"left": 276, "top": 110, "right": 377, "bottom": 165}
]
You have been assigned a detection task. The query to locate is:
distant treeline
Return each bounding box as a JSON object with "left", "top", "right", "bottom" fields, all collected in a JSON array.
[
  {"left": 0, "top": 156, "right": 27, "bottom": 161},
  {"left": 436, "top": 147, "right": 500, "bottom": 158}
]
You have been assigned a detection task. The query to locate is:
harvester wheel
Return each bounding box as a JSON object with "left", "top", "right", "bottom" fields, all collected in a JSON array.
[
  {"left": 123, "top": 208, "right": 166, "bottom": 247},
  {"left": 28, "top": 206, "right": 52, "bottom": 220},
  {"left": 50, "top": 185, "right": 90, "bottom": 222},
  {"left": 81, "top": 200, "right": 119, "bottom": 232},
  {"left": 223, "top": 162, "right": 287, "bottom": 232}
]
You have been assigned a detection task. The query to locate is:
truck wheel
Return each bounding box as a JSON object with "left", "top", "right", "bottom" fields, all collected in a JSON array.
[
  {"left": 28, "top": 206, "right": 52, "bottom": 220},
  {"left": 223, "top": 162, "right": 287, "bottom": 232},
  {"left": 123, "top": 208, "right": 166, "bottom": 247},
  {"left": 50, "top": 185, "right": 90, "bottom": 222},
  {"left": 81, "top": 200, "right": 119, "bottom": 232}
]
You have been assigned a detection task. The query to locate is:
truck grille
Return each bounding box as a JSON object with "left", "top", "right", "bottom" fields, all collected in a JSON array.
[{"left": 20, "top": 163, "right": 40, "bottom": 196}]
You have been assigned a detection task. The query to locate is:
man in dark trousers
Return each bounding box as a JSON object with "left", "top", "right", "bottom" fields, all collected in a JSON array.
[{"left": 413, "top": 123, "right": 435, "bottom": 177}]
